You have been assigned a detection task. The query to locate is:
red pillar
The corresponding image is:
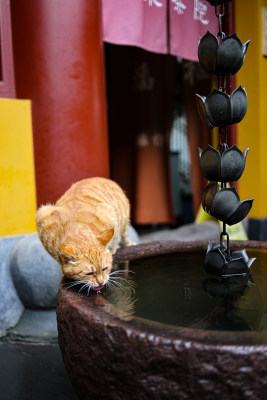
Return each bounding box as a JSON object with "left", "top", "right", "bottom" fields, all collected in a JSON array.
[{"left": 11, "top": 0, "right": 109, "bottom": 206}]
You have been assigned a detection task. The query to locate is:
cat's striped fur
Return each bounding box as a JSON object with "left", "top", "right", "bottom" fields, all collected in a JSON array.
[{"left": 36, "top": 177, "right": 135, "bottom": 291}]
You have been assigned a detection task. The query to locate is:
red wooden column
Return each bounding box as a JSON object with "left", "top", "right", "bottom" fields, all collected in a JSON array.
[{"left": 11, "top": 0, "right": 109, "bottom": 206}]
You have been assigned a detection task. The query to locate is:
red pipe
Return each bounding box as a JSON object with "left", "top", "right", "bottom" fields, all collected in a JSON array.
[{"left": 11, "top": 0, "right": 109, "bottom": 206}]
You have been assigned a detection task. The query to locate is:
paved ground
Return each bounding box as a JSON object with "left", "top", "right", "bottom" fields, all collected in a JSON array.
[
  {"left": 0, "top": 304, "right": 78, "bottom": 399},
  {"left": 138, "top": 221, "right": 220, "bottom": 243},
  {"left": 0, "top": 341, "right": 78, "bottom": 400}
]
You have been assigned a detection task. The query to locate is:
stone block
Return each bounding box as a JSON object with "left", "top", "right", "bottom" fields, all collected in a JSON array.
[
  {"left": 10, "top": 234, "right": 62, "bottom": 309},
  {"left": 0, "top": 235, "right": 24, "bottom": 338}
]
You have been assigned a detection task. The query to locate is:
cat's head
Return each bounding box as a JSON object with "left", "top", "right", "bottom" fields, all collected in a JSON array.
[{"left": 59, "top": 228, "right": 114, "bottom": 291}]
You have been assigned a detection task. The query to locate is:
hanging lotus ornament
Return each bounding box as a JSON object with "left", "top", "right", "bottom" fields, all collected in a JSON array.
[
  {"left": 196, "top": 0, "right": 255, "bottom": 279},
  {"left": 202, "top": 182, "right": 254, "bottom": 225},
  {"left": 199, "top": 144, "right": 249, "bottom": 182},
  {"left": 196, "top": 86, "right": 247, "bottom": 128},
  {"left": 198, "top": 31, "right": 250, "bottom": 75},
  {"left": 205, "top": 242, "right": 256, "bottom": 278}
]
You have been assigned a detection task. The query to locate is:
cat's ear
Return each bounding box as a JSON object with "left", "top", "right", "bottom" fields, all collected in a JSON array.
[
  {"left": 96, "top": 229, "right": 114, "bottom": 247},
  {"left": 58, "top": 246, "right": 76, "bottom": 263}
]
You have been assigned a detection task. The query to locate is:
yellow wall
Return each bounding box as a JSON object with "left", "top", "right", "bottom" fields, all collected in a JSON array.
[
  {"left": 236, "top": 1, "right": 267, "bottom": 218},
  {"left": 0, "top": 98, "right": 37, "bottom": 235}
]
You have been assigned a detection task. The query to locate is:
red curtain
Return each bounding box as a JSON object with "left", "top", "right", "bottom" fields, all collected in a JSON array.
[
  {"left": 106, "top": 44, "right": 176, "bottom": 224},
  {"left": 102, "top": 0, "right": 217, "bottom": 61}
]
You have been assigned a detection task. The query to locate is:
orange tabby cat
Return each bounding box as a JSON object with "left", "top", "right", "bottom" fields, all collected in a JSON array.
[{"left": 36, "top": 177, "right": 135, "bottom": 292}]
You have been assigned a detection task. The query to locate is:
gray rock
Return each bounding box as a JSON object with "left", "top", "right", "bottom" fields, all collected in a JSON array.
[
  {"left": 8, "top": 309, "right": 58, "bottom": 343},
  {"left": 0, "top": 235, "right": 24, "bottom": 338},
  {"left": 10, "top": 234, "right": 62, "bottom": 309}
]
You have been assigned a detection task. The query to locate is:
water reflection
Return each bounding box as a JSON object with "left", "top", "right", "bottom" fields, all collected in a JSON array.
[
  {"left": 103, "top": 250, "right": 267, "bottom": 332},
  {"left": 103, "top": 263, "right": 137, "bottom": 316},
  {"left": 203, "top": 275, "right": 255, "bottom": 330}
]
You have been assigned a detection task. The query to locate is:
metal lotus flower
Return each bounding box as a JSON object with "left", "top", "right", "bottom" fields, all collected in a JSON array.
[
  {"left": 204, "top": 242, "right": 255, "bottom": 278},
  {"left": 202, "top": 182, "right": 254, "bottom": 225},
  {"left": 198, "top": 31, "right": 250, "bottom": 75},
  {"left": 196, "top": 86, "right": 248, "bottom": 128},
  {"left": 199, "top": 144, "right": 249, "bottom": 182}
]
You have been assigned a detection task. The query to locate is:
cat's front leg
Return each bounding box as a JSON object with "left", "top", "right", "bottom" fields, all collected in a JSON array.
[{"left": 119, "top": 228, "right": 136, "bottom": 248}]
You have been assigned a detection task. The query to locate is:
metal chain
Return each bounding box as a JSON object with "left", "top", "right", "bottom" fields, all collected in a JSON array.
[
  {"left": 220, "top": 231, "right": 230, "bottom": 260},
  {"left": 216, "top": 3, "right": 230, "bottom": 259},
  {"left": 215, "top": 4, "right": 225, "bottom": 38},
  {"left": 215, "top": 3, "right": 225, "bottom": 17}
]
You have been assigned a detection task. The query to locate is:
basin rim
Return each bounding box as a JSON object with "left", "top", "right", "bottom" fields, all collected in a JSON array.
[{"left": 58, "top": 240, "right": 267, "bottom": 347}]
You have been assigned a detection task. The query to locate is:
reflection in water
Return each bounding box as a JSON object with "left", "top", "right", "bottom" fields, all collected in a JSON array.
[
  {"left": 103, "top": 264, "right": 137, "bottom": 315},
  {"left": 104, "top": 250, "right": 267, "bottom": 332},
  {"left": 203, "top": 275, "right": 254, "bottom": 331}
]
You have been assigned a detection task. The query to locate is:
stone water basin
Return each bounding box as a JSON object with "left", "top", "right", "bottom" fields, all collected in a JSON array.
[{"left": 57, "top": 241, "right": 267, "bottom": 400}]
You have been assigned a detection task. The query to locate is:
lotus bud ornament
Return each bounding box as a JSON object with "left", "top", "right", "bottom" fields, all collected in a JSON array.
[
  {"left": 199, "top": 145, "right": 249, "bottom": 182},
  {"left": 202, "top": 182, "right": 254, "bottom": 225},
  {"left": 196, "top": 86, "right": 247, "bottom": 128},
  {"left": 198, "top": 31, "right": 250, "bottom": 75},
  {"left": 198, "top": 0, "right": 254, "bottom": 279},
  {"left": 205, "top": 242, "right": 256, "bottom": 278}
]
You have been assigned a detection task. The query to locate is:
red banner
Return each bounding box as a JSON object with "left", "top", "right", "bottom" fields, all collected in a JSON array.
[{"left": 102, "top": 0, "right": 218, "bottom": 61}]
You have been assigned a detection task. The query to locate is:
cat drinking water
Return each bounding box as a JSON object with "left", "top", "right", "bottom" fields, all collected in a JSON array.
[{"left": 36, "top": 177, "right": 135, "bottom": 292}]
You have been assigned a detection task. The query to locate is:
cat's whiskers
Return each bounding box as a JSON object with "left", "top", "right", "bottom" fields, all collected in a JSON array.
[
  {"left": 109, "top": 280, "right": 133, "bottom": 291},
  {"left": 63, "top": 267, "right": 135, "bottom": 295},
  {"left": 78, "top": 284, "right": 87, "bottom": 293},
  {"left": 110, "top": 270, "right": 135, "bottom": 277},
  {"left": 106, "top": 280, "right": 120, "bottom": 293},
  {"left": 108, "top": 271, "right": 136, "bottom": 292},
  {"left": 63, "top": 279, "right": 93, "bottom": 294},
  {"left": 110, "top": 276, "right": 132, "bottom": 284},
  {"left": 108, "top": 279, "right": 124, "bottom": 289},
  {"left": 110, "top": 270, "right": 135, "bottom": 285},
  {"left": 63, "top": 280, "right": 87, "bottom": 289}
]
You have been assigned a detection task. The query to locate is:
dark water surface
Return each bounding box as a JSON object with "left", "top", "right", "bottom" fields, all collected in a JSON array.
[{"left": 103, "top": 249, "right": 267, "bottom": 332}]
